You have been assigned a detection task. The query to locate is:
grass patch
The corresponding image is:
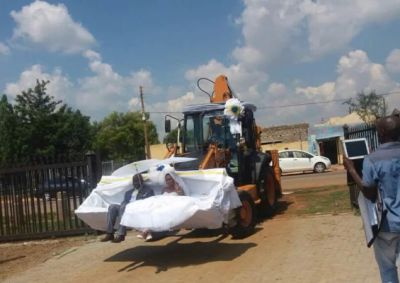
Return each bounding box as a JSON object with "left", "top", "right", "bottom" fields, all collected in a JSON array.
[{"left": 282, "top": 185, "right": 353, "bottom": 216}]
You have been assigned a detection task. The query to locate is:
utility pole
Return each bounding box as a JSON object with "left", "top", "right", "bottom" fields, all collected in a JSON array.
[
  {"left": 139, "top": 86, "right": 151, "bottom": 159},
  {"left": 299, "top": 130, "right": 303, "bottom": 150},
  {"left": 382, "top": 95, "right": 387, "bottom": 117}
]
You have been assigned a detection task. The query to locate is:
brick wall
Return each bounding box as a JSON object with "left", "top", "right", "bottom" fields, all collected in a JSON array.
[{"left": 261, "top": 123, "right": 309, "bottom": 144}]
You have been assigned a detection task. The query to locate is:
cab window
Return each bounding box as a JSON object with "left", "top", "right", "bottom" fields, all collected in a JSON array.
[{"left": 184, "top": 115, "right": 199, "bottom": 152}]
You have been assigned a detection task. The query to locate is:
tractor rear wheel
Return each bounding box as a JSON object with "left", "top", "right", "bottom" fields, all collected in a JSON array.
[
  {"left": 229, "top": 191, "right": 256, "bottom": 239},
  {"left": 259, "top": 167, "right": 278, "bottom": 217}
]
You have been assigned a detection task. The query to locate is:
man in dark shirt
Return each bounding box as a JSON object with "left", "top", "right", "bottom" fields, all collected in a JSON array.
[
  {"left": 344, "top": 114, "right": 400, "bottom": 282},
  {"left": 101, "top": 173, "right": 154, "bottom": 243}
]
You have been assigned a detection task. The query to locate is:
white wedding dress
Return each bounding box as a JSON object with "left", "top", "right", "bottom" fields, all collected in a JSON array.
[{"left": 75, "top": 168, "right": 241, "bottom": 232}]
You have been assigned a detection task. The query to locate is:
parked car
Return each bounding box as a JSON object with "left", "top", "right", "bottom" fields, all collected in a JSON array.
[
  {"left": 34, "top": 176, "right": 90, "bottom": 199},
  {"left": 278, "top": 149, "right": 331, "bottom": 174}
]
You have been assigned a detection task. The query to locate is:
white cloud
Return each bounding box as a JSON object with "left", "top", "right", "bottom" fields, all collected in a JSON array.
[
  {"left": 179, "top": 1, "right": 400, "bottom": 128},
  {"left": 3, "top": 47, "right": 174, "bottom": 138},
  {"left": 185, "top": 59, "right": 268, "bottom": 102},
  {"left": 11, "top": 0, "right": 95, "bottom": 53},
  {"left": 297, "top": 49, "right": 398, "bottom": 100},
  {"left": 234, "top": 0, "right": 305, "bottom": 67},
  {"left": 77, "top": 50, "right": 165, "bottom": 121},
  {"left": 162, "top": 92, "right": 200, "bottom": 112},
  {"left": 2, "top": 53, "right": 172, "bottom": 137},
  {"left": 127, "top": 69, "right": 161, "bottom": 95},
  {"left": 4, "top": 64, "right": 73, "bottom": 102},
  {"left": 335, "top": 50, "right": 396, "bottom": 97},
  {"left": 5, "top": 0, "right": 400, "bottom": 136},
  {"left": 129, "top": 97, "right": 140, "bottom": 109},
  {"left": 185, "top": 59, "right": 231, "bottom": 82},
  {"left": 386, "top": 49, "right": 400, "bottom": 73},
  {"left": 304, "top": 0, "right": 400, "bottom": 56},
  {"left": 267, "top": 83, "right": 287, "bottom": 96},
  {"left": 234, "top": 0, "right": 400, "bottom": 67},
  {"left": 0, "top": 42, "right": 10, "bottom": 55},
  {"left": 296, "top": 82, "right": 335, "bottom": 100},
  {"left": 291, "top": 49, "right": 400, "bottom": 123},
  {"left": 232, "top": 48, "right": 400, "bottom": 127},
  {"left": 83, "top": 49, "right": 101, "bottom": 61},
  {"left": 78, "top": 53, "right": 128, "bottom": 115},
  {"left": 145, "top": 92, "right": 206, "bottom": 138}
]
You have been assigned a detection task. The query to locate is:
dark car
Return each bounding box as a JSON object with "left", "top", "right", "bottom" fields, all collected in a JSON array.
[{"left": 34, "top": 176, "right": 90, "bottom": 199}]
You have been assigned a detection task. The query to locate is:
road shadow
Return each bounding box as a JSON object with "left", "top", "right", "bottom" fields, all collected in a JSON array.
[
  {"left": 257, "top": 199, "right": 293, "bottom": 223},
  {"left": 178, "top": 228, "right": 226, "bottom": 238},
  {"left": 274, "top": 199, "right": 293, "bottom": 216},
  {"left": 175, "top": 226, "right": 264, "bottom": 239},
  {"left": 0, "top": 255, "right": 26, "bottom": 264},
  {"left": 105, "top": 236, "right": 257, "bottom": 273},
  {"left": 281, "top": 170, "right": 332, "bottom": 177}
]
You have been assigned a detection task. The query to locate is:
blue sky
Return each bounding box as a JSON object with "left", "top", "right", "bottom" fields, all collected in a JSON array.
[{"left": 1, "top": 0, "right": 400, "bottom": 137}]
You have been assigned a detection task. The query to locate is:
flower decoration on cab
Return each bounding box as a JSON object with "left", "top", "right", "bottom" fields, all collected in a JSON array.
[
  {"left": 224, "top": 98, "right": 243, "bottom": 135},
  {"left": 224, "top": 98, "right": 243, "bottom": 119}
]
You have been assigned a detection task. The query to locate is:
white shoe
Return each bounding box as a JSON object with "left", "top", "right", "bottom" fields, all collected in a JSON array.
[
  {"left": 136, "top": 234, "right": 144, "bottom": 239},
  {"left": 145, "top": 233, "right": 153, "bottom": 241}
]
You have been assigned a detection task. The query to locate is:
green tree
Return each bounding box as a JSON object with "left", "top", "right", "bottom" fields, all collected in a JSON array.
[
  {"left": 0, "top": 95, "right": 18, "bottom": 162},
  {"left": 50, "top": 106, "right": 94, "bottom": 156},
  {"left": 163, "top": 127, "right": 180, "bottom": 144},
  {"left": 11, "top": 80, "right": 93, "bottom": 159},
  {"left": 343, "top": 91, "right": 387, "bottom": 123},
  {"left": 93, "top": 111, "right": 159, "bottom": 161},
  {"left": 13, "top": 80, "right": 61, "bottom": 157}
]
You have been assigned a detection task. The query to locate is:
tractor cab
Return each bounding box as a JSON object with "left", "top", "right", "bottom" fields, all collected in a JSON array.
[{"left": 171, "top": 102, "right": 266, "bottom": 187}]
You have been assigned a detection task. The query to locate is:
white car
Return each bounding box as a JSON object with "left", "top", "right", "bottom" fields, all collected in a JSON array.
[{"left": 278, "top": 149, "right": 331, "bottom": 174}]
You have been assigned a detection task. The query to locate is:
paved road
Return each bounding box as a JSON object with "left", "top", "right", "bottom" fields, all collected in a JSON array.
[{"left": 281, "top": 169, "right": 347, "bottom": 191}]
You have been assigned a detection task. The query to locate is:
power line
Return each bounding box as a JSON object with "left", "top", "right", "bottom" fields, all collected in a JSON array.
[
  {"left": 377, "top": 90, "right": 399, "bottom": 96},
  {"left": 144, "top": 90, "right": 399, "bottom": 114},
  {"left": 258, "top": 91, "right": 397, "bottom": 110},
  {"left": 147, "top": 111, "right": 183, "bottom": 114},
  {"left": 257, "top": 98, "right": 347, "bottom": 109}
]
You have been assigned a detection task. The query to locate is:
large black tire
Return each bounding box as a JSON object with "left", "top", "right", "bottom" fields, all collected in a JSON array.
[
  {"left": 314, "top": 162, "right": 326, "bottom": 173},
  {"left": 258, "top": 167, "right": 278, "bottom": 217},
  {"left": 229, "top": 191, "right": 257, "bottom": 239}
]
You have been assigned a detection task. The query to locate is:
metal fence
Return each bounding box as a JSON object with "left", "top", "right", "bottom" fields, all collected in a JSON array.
[
  {"left": 343, "top": 123, "right": 378, "bottom": 207},
  {"left": 0, "top": 153, "right": 100, "bottom": 241},
  {"left": 343, "top": 123, "right": 379, "bottom": 152}
]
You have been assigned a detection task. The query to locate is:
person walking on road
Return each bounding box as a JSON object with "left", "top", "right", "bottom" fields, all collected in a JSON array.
[
  {"left": 101, "top": 173, "right": 154, "bottom": 243},
  {"left": 344, "top": 114, "right": 400, "bottom": 283}
]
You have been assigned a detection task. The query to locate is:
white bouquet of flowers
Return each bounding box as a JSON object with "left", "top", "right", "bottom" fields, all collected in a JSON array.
[{"left": 224, "top": 98, "right": 243, "bottom": 135}]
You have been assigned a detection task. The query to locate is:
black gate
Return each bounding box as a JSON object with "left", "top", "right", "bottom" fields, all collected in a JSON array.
[
  {"left": 0, "top": 153, "right": 101, "bottom": 241},
  {"left": 343, "top": 123, "right": 379, "bottom": 151},
  {"left": 343, "top": 123, "right": 378, "bottom": 207}
]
